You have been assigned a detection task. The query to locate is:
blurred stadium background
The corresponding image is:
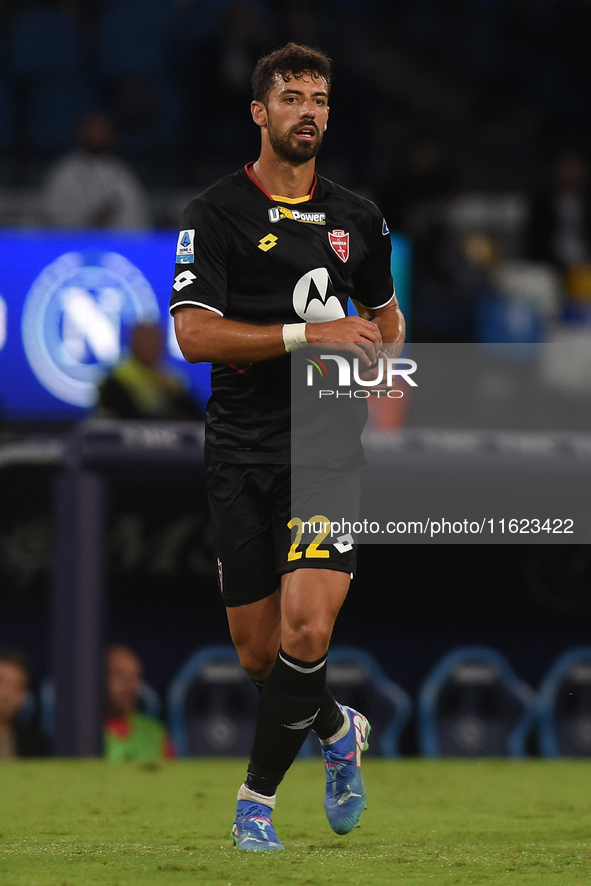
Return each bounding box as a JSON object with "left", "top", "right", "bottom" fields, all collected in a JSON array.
[{"left": 2, "top": 0, "right": 591, "bottom": 763}]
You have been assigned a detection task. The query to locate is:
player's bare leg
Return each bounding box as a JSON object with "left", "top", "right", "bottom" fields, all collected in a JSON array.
[
  {"left": 226, "top": 591, "right": 281, "bottom": 681},
  {"left": 280, "top": 567, "right": 349, "bottom": 659},
  {"left": 227, "top": 570, "right": 348, "bottom": 674}
]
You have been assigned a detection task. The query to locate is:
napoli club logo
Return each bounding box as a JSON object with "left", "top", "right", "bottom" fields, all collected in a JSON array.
[
  {"left": 328, "top": 229, "right": 349, "bottom": 263},
  {"left": 21, "top": 251, "right": 159, "bottom": 406}
]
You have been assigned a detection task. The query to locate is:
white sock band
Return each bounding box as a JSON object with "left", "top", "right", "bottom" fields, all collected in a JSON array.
[
  {"left": 237, "top": 783, "right": 277, "bottom": 810},
  {"left": 278, "top": 651, "right": 327, "bottom": 674},
  {"left": 320, "top": 707, "right": 350, "bottom": 746},
  {"left": 282, "top": 322, "right": 308, "bottom": 352}
]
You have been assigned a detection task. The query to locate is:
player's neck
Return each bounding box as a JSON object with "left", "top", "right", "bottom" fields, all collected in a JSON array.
[{"left": 251, "top": 154, "right": 316, "bottom": 200}]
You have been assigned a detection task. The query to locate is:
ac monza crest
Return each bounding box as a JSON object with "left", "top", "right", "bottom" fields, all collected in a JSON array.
[{"left": 328, "top": 229, "right": 349, "bottom": 263}]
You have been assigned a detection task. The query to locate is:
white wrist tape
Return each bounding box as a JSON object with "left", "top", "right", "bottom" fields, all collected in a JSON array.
[{"left": 282, "top": 322, "right": 308, "bottom": 352}]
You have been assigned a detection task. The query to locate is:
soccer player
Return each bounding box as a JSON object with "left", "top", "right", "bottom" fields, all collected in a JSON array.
[{"left": 170, "top": 43, "right": 405, "bottom": 850}]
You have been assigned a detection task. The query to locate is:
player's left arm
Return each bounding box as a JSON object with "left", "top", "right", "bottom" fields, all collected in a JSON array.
[
  {"left": 351, "top": 296, "right": 406, "bottom": 358},
  {"left": 349, "top": 206, "right": 406, "bottom": 358}
]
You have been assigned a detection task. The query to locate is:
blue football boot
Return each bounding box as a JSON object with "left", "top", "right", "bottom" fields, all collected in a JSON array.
[
  {"left": 321, "top": 706, "right": 371, "bottom": 835},
  {"left": 232, "top": 798, "right": 284, "bottom": 851}
]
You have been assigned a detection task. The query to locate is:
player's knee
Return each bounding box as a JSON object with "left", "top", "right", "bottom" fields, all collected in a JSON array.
[
  {"left": 235, "top": 645, "right": 277, "bottom": 680},
  {"left": 283, "top": 620, "right": 332, "bottom": 662}
]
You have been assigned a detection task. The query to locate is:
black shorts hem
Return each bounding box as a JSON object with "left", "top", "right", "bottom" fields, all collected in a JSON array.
[
  {"left": 279, "top": 561, "right": 355, "bottom": 577},
  {"left": 222, "top": 561, "right": 355, "bottom": 607},
  {"left": 222, "top": 585, "right": 279, "bottom": 608}
]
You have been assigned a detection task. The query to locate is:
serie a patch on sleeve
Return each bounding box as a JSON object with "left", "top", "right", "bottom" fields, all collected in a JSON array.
[{"left": 176, "top": 229, "right": 195, "bottom": 263}]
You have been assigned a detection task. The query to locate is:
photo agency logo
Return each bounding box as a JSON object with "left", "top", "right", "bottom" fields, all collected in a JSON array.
[
  {"left": 303, "top": 352, "right": 417, "bottom": 398},
  {"left": 21, "top": 251, "right": 159, "bottom": 406}
]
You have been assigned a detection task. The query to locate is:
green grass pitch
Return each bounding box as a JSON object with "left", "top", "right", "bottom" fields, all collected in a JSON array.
[{"left": 1, "top": 759, "right": 591, "bottom": 885}]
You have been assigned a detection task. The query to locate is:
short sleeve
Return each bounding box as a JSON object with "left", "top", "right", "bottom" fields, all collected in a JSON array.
[
  {"left": 169, "top": 199, "right": 229, "bottom": 316},
  {"left": 351, "top": 208, "right": 395, "bottom": 310}
]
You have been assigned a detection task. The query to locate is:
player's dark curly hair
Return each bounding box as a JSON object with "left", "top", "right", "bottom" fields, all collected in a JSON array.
[{"left": 252, "top": 43, "right": 332, "bottom": 105}]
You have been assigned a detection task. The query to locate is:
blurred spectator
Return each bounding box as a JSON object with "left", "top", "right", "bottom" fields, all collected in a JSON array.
[
  {"left": 275, "top": 0, "right": 325, "bottom": 47},
  {"left": 96, "top": 322, "right": 203, "bottom": 420},
  {"left": 42, "top": 110, "right": 151, "bottom": 229},
  {"left": 105, "top": 645, "right": 174, "bottom": 763},
  {"left": 526, "top": 150, "right": 591, "bottom": 272},
  {"left": 0, "top": 648, "right": 50, "bottom": 758},
  {"left": 409, "top": 223, "right": 494, "bottom": 342},
  {"left": 182, "top": 0, "right": 276, "bottom": 161},
  {"left": 380, "top": 137, "right": 456, "bottom": 238},
  {"left": 380, "top": 139, "right": 485, "bottom": 341}
]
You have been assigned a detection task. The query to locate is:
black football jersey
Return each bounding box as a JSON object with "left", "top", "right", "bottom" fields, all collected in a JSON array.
[{"left": 169, "top": 164, "right": 394, "bottom": 463}]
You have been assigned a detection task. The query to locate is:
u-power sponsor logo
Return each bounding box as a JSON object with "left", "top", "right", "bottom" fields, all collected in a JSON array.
[{"left": 305, "top": 353, "right": 417, "bottom": 398}]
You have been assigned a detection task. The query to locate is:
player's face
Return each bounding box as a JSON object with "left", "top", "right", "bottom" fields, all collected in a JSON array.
[{"left": 257, "top": 73, "right": 329, "bottom": 164}]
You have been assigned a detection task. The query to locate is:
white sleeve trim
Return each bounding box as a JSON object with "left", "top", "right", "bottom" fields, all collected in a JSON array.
[
  {"left": 355, "top": 290, "right": 396, "bottom": 311},
  {"left": 169, "top": 300, "right": 224, "bottom": 317}
]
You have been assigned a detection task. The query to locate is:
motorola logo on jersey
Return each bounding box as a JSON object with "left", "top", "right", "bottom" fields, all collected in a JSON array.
[
  {"left": 21, "top": 251, "right": 159, "bottom": 407},
  {"left": 292, "top": 268, "right": 346, "bottom": 322}
]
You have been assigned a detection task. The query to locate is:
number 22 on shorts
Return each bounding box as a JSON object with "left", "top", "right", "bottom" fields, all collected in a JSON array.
[{"left": 287, "top": 515, "right": 330, "bottom": 561}]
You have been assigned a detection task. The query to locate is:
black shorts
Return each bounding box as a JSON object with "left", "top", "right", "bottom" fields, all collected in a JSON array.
[{"left": 205, "top": 459, "right": 359, "bottom": 607}]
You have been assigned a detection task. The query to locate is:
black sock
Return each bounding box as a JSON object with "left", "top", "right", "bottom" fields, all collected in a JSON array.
[
  {"left": 251, "top": 669, "right": 345, "bottom": 741},
  {"left": 313, "top": 685, "right": 346, "bottom": 741},
  {"left": 245, "top": 648, "right": 327, "bottom": 797}
]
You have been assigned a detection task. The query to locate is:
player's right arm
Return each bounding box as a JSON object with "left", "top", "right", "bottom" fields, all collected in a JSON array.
[
  {"left": 173, "top": 308, "right": 382, "bottom": 366},
  {"left": 171, "top": 198, "right": 381, "bottom": 366}
]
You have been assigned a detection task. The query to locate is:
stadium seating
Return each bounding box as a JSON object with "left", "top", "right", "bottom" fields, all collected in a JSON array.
[
  {"left": 299, "top": 646, "right": 412, "bottom": 757},
  {"left": 0, "top": 79, "right": 16, "bottom": 151},
  {"left": 477, "top": 294, "right": 545, "bottom": 344},
  {"left": 17, "top": 690, "right": 36, "bottom": 725},
  {"left": 9, "top": 5, "right": 85, "bottom": 80},
  {"left": 39, "top": 677, "right": 161, "bottom": 736},
  {"left": 169, "top": 644, "right": 410, "bottom": 758},
  {"left": 537, "top": 647, "right": 591, "bottom": 757},
  {"left": 417, "top": 646, "right": 536, "bottom": 757},
  {"left": 95, "top": 0, "right": 175, "bottom": 80},
  {"left": 27, "top": 79, "right": 97, "bottom": 152},
  {"left": 167, "top": 645, "right": 259, "bottom": 756},
  {"left": 7, "top": 5, "right": 92, "bottom": 153}
]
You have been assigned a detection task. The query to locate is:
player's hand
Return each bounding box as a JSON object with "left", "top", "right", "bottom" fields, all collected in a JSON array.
[
  {"left": 356, "top": 349, "right": 394, "bottom": 388},
  {"left": 305, "top": 317, "right": 382, "bottom": 365}
]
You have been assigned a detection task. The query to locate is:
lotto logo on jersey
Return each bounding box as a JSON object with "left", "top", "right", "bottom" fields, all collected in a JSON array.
[
  {"left": 328, "top": 229, "right": 349, "bottom": 263},
  {"left": 176, "top": 229, "right": 195, "bottom": 263},
  {"left": 268, "top": 206, "right": 326, "bottom": 225}
]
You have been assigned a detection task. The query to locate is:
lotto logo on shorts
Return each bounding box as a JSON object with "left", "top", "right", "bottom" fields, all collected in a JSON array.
[
  {"left": 333, "top": 533, "right": 354, "bottom": 553},
  {"left": 217, "top": 558, "right": 223, "bottom": 591}
]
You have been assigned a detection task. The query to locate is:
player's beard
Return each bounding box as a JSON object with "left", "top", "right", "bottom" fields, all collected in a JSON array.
[{"left": 267, "top": 119, "right": 323, "bottom": 164}]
